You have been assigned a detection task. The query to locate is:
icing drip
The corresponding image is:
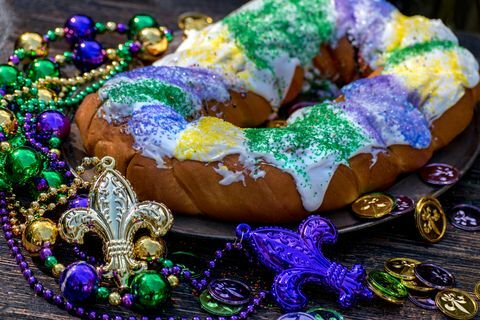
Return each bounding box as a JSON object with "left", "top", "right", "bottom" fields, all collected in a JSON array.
[
  {"left": 213, "top": 163, "right": 246, "bottom": 186},
  {"left": 244, "top": 103, "right": 377, "bottom": 211}
]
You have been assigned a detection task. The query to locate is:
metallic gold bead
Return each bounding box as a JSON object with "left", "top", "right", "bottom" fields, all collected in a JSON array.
[
  {"left": 0, "top": 108, "right": 18, "bottom": 137},
  {"left": 37, "top": 87, "right": 57, "bottom": 102},
  {"left": 58, "top": 184, "right": 68, "bottom": 193},
  {"left": 178, "top": 12, "right": 213, "bottom": 32},
  {"left": 73, "top": 177, "right": 83, "bottom": 185},
  {"left": 167, "top": 275, "right": 180, "bottom": 288},
  {"left": 1, "top": 141, "right": 11, "bottom": 152},
  {"left": 12, "top": 225, "right": 23, "bottom": 237},
  {"left": 58, "top": 197, "right": 67, "bottom": 205},
  {"left": 22, "top": 87, "right": 30, "bottom": 93},
  {"left": 54, "top": 54, "right": 66, "bottom": 64},
  {"left": 38, "top": 193, "right": 48, "bottom": 201},
  {"left": 49, "top": 148, "right": 61, "bottom": 157},
  {"left": 134, "top": 236, "right": 166, "bottom": 261},
  {"left": 136, "top": 27, "right": 168, "bottom": 61},
  {"left": 54, "top": 27, "right": 64, "bottom": 37},
  {"left": 75, "top": 76, "right": 85, "bottom": 84},
  {"left": 108, "top": 292, "right": 122, "bottom": 306},
  {"left": 47, "top": 203, "right": 56, "bottom": 211},
  {"left": 22, "top": 218, "right": 58, "bottom": 253},
  {"left": 4, "top": 94, "right": 13, "bottom": 102},
  {"left": 15, "top": 32, "right": 48, "bottom": 57},
  {"left": 106, "top": 21, "right": 117, "bottom": 31},
  {"left": 31, "top": 201, "right": 40, "bottom": 210},
  {"left": 37, "top": 208, "right": 45, "bottom": 216},
  {"left": 52, "top": 263, "right": 65, "bottom": 277}
]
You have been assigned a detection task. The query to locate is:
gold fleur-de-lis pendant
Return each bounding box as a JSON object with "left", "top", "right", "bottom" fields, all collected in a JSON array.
[{"left": 58, "top": 156, "right": 174, "bottom": 288}]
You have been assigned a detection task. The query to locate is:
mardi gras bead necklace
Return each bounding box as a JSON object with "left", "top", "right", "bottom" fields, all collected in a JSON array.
[{"left": 0, "top": 11, "right": 377, "bottom": 320}]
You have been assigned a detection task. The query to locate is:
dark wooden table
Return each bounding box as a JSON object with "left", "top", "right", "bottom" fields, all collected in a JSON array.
[{"left": 1, "top": 0, "right": 480, "bottom": 319}]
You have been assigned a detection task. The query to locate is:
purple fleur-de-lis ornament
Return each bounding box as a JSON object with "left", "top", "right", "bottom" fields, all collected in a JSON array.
[{"left": 236, "top": 215, "right": 373, "bottom": 311}]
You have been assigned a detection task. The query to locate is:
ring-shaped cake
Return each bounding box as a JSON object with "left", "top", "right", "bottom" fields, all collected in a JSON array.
[{"left": 76, "top": 0, "right": 480, "bottom": 222}]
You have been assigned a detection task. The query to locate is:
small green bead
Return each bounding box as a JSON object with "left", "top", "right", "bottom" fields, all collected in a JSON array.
[
  {"left": 165, "top": 32, "right": 173, "bottom": 42},
  {"left": 46, "top": 30, "right": 56, "bottom": 41},
  {"left": 161, "top": 258, "right": 174, "bottom": 268},
  {"left": 130, "top": 271, "right": 170, "bottom": 309},
  {"left": 26, "top": 59, "right": 59, "bottom": 81},
  {"left": 95, "top": 22, "right": 106, "bottom": 33},
  {"left": 128, "top": 14, "right": 158, "bottom": 39},
  {"left": 63, "top": 51, "right": 74, "bottom": 62},
  {"left": 41, "top": 170, "right": 63, "bottom": 188},
  {"left": 15, "top": 49, "right": 25, "bottom": 60},
  {"left": 96, "top": 286, "right": 110, "bottom": 301},
  {"left": 8, "top": 134, "right": 25, "bottom": 149},
  {"left": 45, "top": 256, "right": 58, "bottom": 269},
  {"left": 0, "top": 64, "right": 19, "bottom": 87}
]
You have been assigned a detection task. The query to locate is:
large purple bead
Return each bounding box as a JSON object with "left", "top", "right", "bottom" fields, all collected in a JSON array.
[
  {"left": 73, "top": 40, "right": 106, "bottom": 72},
  {"left": 64, "top": 14, "right": 96, "bottom": 45},
  {"left": 36, "top": 110, "right": 71, "bottom": 140},
  {"left": 60, "top": 261, "right": 99, "bottom": 302},
  {"left": 68, "top": 194, "right": 89, "bottom": 209}
]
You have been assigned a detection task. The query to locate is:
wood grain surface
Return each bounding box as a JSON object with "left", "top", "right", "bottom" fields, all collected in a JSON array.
[{"left": 0, "top": 0, "right": 479, "bottom": 319}]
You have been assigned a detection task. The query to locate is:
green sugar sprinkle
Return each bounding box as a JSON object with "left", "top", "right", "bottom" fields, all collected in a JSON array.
[
  {"left": 224, "top": 0, "right": 335, "bottom": 71},
  {"left": 104, "top": 79, "right": 197, "bottom": 117},
  {"left": 244, "top": 103, "right": 370, "bottom": 185},
  {"left": 385, "top": 40, "right": 457, "bottom": 67}
]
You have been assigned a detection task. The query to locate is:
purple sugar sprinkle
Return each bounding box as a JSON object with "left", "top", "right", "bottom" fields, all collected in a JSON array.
[{"left": 341, "top": 75, "right": 431, "bottom": 149}]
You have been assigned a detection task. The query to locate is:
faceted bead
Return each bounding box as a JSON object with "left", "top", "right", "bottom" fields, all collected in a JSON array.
[
  {"left": 6, "top": 147, "right": 42, "bottom": 185},
  {"left": 130, "top": 270, "right": 170, "bottom": 309},
  {"left": 26, "top": 59, "right": 59, "bottom": 81},
  {"left": 64, "top": 14, "right": 96, "bottom": 45},
  {"left": 128, "top": 14, "right": 158, "bottom": 39},
  {"left": 59, "top": 261, "right": 99, "bottom": 302}
]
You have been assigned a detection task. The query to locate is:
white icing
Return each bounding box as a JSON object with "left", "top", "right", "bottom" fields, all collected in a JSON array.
[{"left": 213, "top": 163, "right": 246, "bottom": 186}]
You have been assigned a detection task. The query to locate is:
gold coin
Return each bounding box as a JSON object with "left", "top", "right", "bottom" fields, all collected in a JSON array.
[
  {"left": 367, "top": 282, "right": 404, "bottom": 305},
  {"left": 474, "top": 282, "right": 480, "bottom": 300},
  {"left": 178, "top": 12, "right": 213, "bottom": 31},
  {"left": 436, "top": 288, "right": 478, "bottom": 320},
  {"left": 385, "top": 257, "right": 421, "bottom": 280},
  {"left": 415, "top": 196, "right": 447, "bottom": 243},
  {"left": 401, "top": 277, "right": 434, "bottom": 293},
  {"left": 352, "top": 193, "right": 395, "bottom": 218}
]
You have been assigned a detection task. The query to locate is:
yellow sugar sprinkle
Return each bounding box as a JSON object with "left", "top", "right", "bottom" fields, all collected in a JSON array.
[{"left": 174, "top": 117, "right": 244, "bottom": 161}]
